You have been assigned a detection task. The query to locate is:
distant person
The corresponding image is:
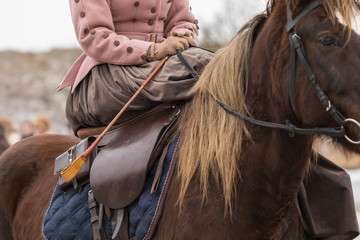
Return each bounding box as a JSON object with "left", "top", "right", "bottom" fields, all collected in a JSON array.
[
  {"left": 33, "top": 117, "right": 51, "bottom": 135},
  {"left": 0, "top": 123, "right": 10, "bottom": 155},
  {"left": 20, "top": 121, "right": 34, "bottom": 139},
  {"left": 0, "top": 117, "right": 21, "bottom": 145}
]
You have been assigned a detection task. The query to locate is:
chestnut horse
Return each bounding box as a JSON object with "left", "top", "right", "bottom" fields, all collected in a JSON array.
[
  {"left": 1, "top": 0, "right": 360, "bottom": 239},
  {"left": 0, "top": 135, "right": 78, "bottom": 239}
]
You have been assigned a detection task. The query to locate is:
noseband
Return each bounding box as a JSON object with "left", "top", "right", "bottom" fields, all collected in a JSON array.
[{"left": 210, "top": 1, "right": 360, "bottom": 144}]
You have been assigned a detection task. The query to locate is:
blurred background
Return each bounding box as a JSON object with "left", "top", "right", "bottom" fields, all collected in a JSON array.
[{"left": 0, "top": 0, "right": 359, "bottom": 230}]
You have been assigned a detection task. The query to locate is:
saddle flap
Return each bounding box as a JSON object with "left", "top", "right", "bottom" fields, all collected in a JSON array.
[{"left": 90, "top": 104, "right": 180, "bottom": 209}]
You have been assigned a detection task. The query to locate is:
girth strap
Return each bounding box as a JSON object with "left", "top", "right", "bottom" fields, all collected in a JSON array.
[{"left": 88, "top": 190, "right": 104, "bottom": 240}]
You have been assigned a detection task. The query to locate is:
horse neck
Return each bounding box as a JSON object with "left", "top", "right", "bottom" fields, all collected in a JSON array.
[
  {"left": 235, "top": 132, "right": 311, "bottom": 238},
  {"left": 238, "top": 95, "right": 313, "bottom": 237},
  {"left": 235, "top": 4, "right": 314, "bottom": 235}
]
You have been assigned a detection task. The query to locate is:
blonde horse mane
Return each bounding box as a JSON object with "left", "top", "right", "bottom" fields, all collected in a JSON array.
[
  {"left": 176, "top": 0, "right": 360, "bottom": 214},
  {"left": 176, "top": 13, "right": 267, "bottom": 213}
]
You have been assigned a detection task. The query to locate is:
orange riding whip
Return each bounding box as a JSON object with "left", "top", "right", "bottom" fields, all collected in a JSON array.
[{"left": 61, "top": 56, "right": 168, "bottom": 182}]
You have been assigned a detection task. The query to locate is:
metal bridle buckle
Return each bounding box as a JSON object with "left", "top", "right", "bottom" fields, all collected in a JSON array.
[
  {"left": 325, "top": 101, "right": 331, "bottom": 112},
  {"left": 344, "top": 118, "right": 360, "bottom": 144},
  {"left": 292, "top": 33, "right": 301, "bottom": 40}
]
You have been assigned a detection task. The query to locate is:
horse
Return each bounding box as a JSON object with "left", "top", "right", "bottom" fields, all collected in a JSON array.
[
  {"left": 0, "top": 134, "right": 79, "bottom": 239},
  {"left": 1, "top": 0, "right": 360, "bottom": 239}
]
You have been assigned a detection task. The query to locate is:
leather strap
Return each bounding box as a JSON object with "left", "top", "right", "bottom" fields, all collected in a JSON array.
[
  {"left": 176, "top": 46, "right": 213, "bottom": 80},
  {"left": 286, "top": 0, "right": 345, "bottom": 126},
  {"left": 212, "top": 94, "right": 346, "bottom": 138},
  {"left": 290, "top": 32, "right": 346, "bottom": 126},
  {"left": 288, "top": 22, "right": 297, "bottom": 112},
  {"left": 151, "top": 140, "right": 171, "bottom": 193},
  {"left": 286, "top": 1, "right": 321, "bottom": 33},
  {"left": 177, "top": 50, "right": 200, "bottom": 80},
  {"left": 286, "top": 1, "right": 321, "bottom": 114},
  {"left": 88, "top": 190, "right": 102, "bottom": 240},
  {"left": 111, "top": 209, "right": 124, "bottom": 239},
  {"left": 110, "top": 208, "right": 129, "bottom": 240}
]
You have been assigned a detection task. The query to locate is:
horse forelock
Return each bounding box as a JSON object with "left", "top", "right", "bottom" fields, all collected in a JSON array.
[
  {"left": 321, "top": 0, "right": 360, "bottom": 39},
  {"left": 270, "top": 0, "right": 359, "bottom": 26},
  {"left": 288, "top": 0, "right": 360, "bottom": 39},
  {"left": 176, "top": 13, "right": 268, "bottom": 214}
]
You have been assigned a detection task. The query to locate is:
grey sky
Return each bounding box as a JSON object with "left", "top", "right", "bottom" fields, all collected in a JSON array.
[{"left": 0, "top": 0, "right": 266, "bottom": 52}]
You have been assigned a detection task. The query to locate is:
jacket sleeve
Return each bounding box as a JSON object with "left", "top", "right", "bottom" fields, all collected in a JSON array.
[
  {"left": 164, "top": 0, "right": 199, "bottom": 44},
  {"left": 69, "top": 0, "right": 152, "bottom": 65}
]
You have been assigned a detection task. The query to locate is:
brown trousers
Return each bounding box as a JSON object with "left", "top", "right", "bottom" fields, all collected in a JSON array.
[{"left": 66, "top": 47, "right": 214, "bottom": 134}]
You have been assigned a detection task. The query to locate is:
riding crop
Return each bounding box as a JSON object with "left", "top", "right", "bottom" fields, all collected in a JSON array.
[{"left": 61, "top": 56, "right": 169, "bottom": 182}]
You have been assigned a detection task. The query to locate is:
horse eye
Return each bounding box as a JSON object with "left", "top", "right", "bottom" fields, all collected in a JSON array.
[{"left": 321, "top": 37, "right": 336, "bottom": 46}]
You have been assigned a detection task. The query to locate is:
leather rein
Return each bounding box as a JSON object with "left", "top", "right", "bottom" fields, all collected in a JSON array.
[{"left": 178, "top": 1, "right": 360, "bottom": 144}]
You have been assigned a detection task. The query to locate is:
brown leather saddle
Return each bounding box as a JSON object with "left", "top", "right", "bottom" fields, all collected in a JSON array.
[{"left": 54, "top": 103, "right": 181, "bottom": 208}]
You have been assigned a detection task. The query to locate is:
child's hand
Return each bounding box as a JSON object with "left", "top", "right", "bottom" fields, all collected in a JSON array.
[
  {"left": 171, "top": 30, "right": 197, "bottom": 46},
  {"left": 147, "top": 36, "right": 190, "bottom": 61}
]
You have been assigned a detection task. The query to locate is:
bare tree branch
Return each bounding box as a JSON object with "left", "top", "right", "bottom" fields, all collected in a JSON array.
[{"left": 198, "top": 0, "right": 266, "bottom": 49}]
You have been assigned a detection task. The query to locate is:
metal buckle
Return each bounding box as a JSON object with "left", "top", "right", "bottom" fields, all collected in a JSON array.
[
  {"left": 292, "top": 33, "right": 301, "bottom": 40},
  {"left": 344, "top": 118, "right": 360, "bottom": 144},
  {"left": 149, "top": 33, "right": 158, "bottom": 43},
  {"left": 68, "top": 146, "right": 74, "bottom": 163}
]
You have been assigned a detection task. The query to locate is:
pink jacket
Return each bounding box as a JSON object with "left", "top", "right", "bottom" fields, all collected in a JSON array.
[{"left": 58, "top": 0, "right": 199, "bottom": 92}]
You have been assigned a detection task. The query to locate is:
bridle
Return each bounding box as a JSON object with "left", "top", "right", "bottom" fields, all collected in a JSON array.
[
  {"left": 286, "top": 1, "right": 349, "bottom": 134},
  {"left": 217, "top": 0, "right": 360, "bottom": 144},
  {"left": 179, "top": 1, "right": 360, "bottom": 144}
]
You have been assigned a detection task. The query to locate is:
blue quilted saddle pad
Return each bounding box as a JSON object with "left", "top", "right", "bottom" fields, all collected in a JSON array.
[{"left": 43, "top": 134, "right": 179, "bottom": 240}]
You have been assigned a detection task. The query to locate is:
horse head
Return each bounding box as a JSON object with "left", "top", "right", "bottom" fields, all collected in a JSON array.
[{"left": 250, "top": 0, "right": 360, "bottom": 153}]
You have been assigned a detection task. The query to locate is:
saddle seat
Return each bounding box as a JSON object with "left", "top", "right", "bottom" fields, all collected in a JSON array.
[{"left": 76, "top": 103, "right": 178, "bottom": 140}]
